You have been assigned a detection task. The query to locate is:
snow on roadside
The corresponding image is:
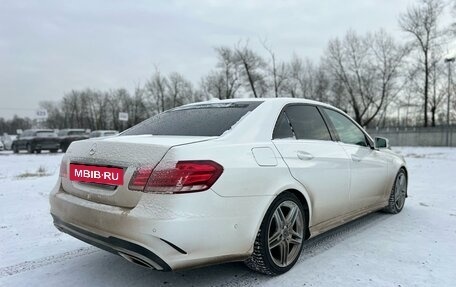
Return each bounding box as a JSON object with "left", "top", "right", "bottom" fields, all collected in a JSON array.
[
  {"left": 0, "top": 147, "right": 455, "bottom": 287},
  {"left": 0, "top": 151, "right": 87, "bottom": 268}
]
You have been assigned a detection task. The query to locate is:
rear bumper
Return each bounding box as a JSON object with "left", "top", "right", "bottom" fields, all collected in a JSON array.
[
  {"left": 49, "top": 178, "right": 273, "bottom": 270},
  {"left": 52, "top": 214, "right": 171, "bottom": 270}
]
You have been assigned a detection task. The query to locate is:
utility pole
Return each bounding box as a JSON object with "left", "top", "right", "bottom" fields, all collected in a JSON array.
[{"left": 444, "top": 56, "right": 455, "bottom": 146}]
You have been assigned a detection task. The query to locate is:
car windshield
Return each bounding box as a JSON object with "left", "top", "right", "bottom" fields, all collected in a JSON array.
[{"left": 122, "top": 101, "right": 263, "bottom": 137}]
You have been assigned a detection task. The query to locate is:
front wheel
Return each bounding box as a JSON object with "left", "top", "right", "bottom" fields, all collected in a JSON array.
[
  {"left": 383, "top": 169, "right": 407, "bottom": 214},
  {"left": 245, "top": 192, "right": 306, "bottom": 275}
]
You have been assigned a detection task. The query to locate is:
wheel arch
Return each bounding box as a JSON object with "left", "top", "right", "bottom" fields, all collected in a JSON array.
[
  {"left": 284, "top": 189, "right": 311, "bottom": 240},
  {"left": 251, "top": 186, "right": 313, "bottom": 250}
]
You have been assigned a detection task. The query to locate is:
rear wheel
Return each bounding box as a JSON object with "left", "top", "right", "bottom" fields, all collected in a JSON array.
[
  {"left": 61, "top": 144, "right": 68, "bottom": 153},
  {"left": 26, "top": 144, "right": 33, "bottom": 154},
  {"left": 35, "top": 149, "right": 41, "bottom": 154},
  {"left": 384, "top": 169, "right": 407, "bottom": 214},
  {"left": 245, "top": 192, "right": 305, "bottom": 275},
  {"left": 13, "top": 144, "right": 19, "bottom": 153}
]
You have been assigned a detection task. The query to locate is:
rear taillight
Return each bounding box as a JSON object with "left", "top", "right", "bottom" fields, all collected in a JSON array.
[
  {"left": 128, "top": 160, "right": 223, "bottom": 194},
  {"left": 128, "top": 166, "right": 153, "bottom": 191}
]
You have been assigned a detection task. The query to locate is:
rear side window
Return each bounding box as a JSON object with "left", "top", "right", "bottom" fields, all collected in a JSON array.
[
  {"left": 122, "top": 102, "right": 263, "bottom": 137},
  {"left": 273, "top": 112, "right": 294, "bottom": 139},
  {"left": 281, "top": 105, "right": 331, "bottom": 141}
]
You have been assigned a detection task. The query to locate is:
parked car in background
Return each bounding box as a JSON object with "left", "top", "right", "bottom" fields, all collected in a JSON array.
[
  {"left": 12, "top": 129, "right": 60, "bottom": 153},
  {"left": 89, "top": 130, "right": 119, "bottom": 138},
  {"left": 0, "top": 141, "right": 4, "bottom": 151},
  {"left": 50, "top": 98, "right": 407, "bottom": 275},
  {"left": 58, "top": 129, "right": 89, "bottom": 152}
]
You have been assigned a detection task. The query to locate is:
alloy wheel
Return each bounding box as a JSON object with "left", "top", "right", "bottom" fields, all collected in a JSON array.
[
  {"left": 395, "top": 173, "right": 407, "bottom": 210},
  {"left": 267, "top": 201, "right": 304, "bottom": 267}
]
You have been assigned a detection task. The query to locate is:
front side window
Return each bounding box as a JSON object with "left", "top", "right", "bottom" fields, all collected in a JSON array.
[
  {"left": 283, "top": 105, "right": 331, "bottom": 141},
  {"left": 122, "top": 101, "right": 263, "bottom": 137},
  {"left": 323, "top": 108, "right": 367, "bottom": 147}
]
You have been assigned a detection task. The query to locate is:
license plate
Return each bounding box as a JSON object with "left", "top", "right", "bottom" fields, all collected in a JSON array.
[{"left": 69, "top": 163, "right": 124, "bottom": 185}]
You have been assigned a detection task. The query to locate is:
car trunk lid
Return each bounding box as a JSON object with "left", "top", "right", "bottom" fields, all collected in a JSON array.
[{"left": 61, "top": 135, "right": 214, "bottom": 208}]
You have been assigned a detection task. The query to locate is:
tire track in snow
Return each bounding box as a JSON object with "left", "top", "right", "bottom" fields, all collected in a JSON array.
[
  {"left": 219, "top": 212, "right": 391, "bottom": 287},
  {"left": 0, "top": 247, "right": 99, "bottom": 278}
]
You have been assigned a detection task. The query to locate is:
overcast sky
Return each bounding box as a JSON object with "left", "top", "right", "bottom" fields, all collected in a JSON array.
[{"left": 0, "top": 0, "right": 453, "bottom": 119}]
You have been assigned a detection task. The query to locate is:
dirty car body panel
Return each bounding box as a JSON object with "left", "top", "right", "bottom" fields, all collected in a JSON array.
[{"left": 50, "top": 98, "right": 407, "bottom": 273}]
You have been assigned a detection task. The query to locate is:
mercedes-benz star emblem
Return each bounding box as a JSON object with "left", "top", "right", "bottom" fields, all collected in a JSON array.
[{"left": 89, "top": 143, "right": 97, "bottom": 156}]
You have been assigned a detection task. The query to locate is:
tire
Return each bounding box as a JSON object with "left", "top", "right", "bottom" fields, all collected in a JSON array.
[
  {"left": 245, "top": 192, "right": 306, "bottom": 275},
  {"left": 61, "top": 144, "right": 68, "bottom": 153},
  {"left": 13, "top": 144, "right": 19, "bottom": 154},
  {"left": 26, "top": 144, "right": 33, "bottom": 154},
  {"left": 50, "top": 149, "right": 58, "bottom": 153},
  {"left": 383, "top": 169, "right": 407, "bottom": 214},
  {"left": 35, "top": 149, "right": 41, "bottom": 154}
]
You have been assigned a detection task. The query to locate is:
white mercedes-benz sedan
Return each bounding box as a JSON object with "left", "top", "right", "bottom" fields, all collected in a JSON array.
[{"left": 50, "top": 98, "right": 408, "bottom": 275}]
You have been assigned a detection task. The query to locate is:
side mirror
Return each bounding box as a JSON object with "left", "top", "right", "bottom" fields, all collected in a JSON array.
[{"left": 375, "top": 137, "right": 390, "bottom": 149}]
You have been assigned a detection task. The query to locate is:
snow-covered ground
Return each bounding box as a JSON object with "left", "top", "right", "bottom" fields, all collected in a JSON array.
[{"left": 0, "top": 148, "right": 455, "bottom": 287}]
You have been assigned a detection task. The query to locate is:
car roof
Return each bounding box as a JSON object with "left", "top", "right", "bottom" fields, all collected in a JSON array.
[
  {"left": 60, "top": 128, "right": 86, "bottom": 131},
  {"left": 180, "top": 97, "right": 336, "bottom": 110},
  {"left": 26, "top": 129, "right": 54, "bottom": 132},
  {"left": 91, "top": 130, "right": 118, "bottom": 133}
]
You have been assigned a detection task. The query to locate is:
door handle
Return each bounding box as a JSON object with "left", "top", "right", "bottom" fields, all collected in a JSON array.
[
  {"left": 297, "top": 151, "right": 314, "bottom": 160},
  {"left": 351, "top": 154, "right": 361, "bottom": 162}
]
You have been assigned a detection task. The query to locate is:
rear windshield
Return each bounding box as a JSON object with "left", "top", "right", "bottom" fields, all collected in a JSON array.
[{"left": 122, "top": 101, "right": 263, "bottom": 137}]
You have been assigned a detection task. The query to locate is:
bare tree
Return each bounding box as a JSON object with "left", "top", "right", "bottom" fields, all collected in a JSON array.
[
  {"left": 324, "top": 30, "right": 407, "bottom": 126},
  {"left": 234, "top": 42, "right": 267, "bottom": 98},
  {"left": 451, "top": 1, "right": 456, "bottom": 36},
  {"left": 314, "top": 65, "right": 330, "bottom": 102},
  {"left": 200, "top": 71, "right": 224, "bottom": 100},
  {"left": 167, "top": 72, "right": 193, "bottom": 108},
  {"left": 284, "top": 54, "right": 303, "bottom": 98},
  {"left": 261, "top": 41, "right": 289, "bottom": 97},
  {"left": 399, "top": 0, "right": 444, "bottom": 126},
  {"left": 145, "top": 68, "right": 168, "bottom": 113},
  {"left": 283, "top": 55, "right": 320, "bottom": 100},
  {"left": 214, "top": 47, "right": 241, "bottom": 99}
]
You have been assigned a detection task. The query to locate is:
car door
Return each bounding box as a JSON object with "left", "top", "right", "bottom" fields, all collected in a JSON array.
[
  {"left": 322, "top": 108, "right": 388, "bottom": 212},
  {"left": 17, "top": 131, "right": 28, "bottom": 149},
  {"left": 272, "top": 105, "right": 351, "bottom": 226}
]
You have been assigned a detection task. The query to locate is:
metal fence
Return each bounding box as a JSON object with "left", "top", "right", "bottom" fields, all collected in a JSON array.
[{"left": 367, "top": 126, "right": 456, "bottom": 147}]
